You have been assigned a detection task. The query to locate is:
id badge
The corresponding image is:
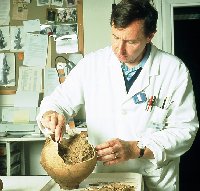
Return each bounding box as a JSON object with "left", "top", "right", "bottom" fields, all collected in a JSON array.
[{"left": 132, "top": 92, "right": 147, "bottom": 104}]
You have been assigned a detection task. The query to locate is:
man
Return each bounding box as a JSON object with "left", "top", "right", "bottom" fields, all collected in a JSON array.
[{"left": 37, "top": 0, "right": 199, "bottom": 190}]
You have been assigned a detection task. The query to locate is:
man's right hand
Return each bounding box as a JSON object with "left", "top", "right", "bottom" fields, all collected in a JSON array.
[{"left": 41, "top": 110, "right": 66, "bottom": 142}]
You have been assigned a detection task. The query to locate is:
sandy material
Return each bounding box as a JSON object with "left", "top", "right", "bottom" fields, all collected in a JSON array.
[
  {"left": 58, "top": 133, "right": 94, "bottom": 164},
  {"left": 83, "top": 182, "right": 135, "bottom": 191}
]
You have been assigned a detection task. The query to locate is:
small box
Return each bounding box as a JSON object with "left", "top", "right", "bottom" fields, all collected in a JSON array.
[
  {"left": 0, "top": 151, "right": 21, "bottom": 169},
  {"left": 0, "top": 162, "right": 21, "bottom": 176},
  {"left": 0, "top": 142, "right": 20, "bottom": 156},
  {"left": 11, "top": 163, "right": 21, "bottom": 175}
]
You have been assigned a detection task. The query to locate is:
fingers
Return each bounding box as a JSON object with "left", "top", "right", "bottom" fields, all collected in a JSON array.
[
  {"left": 96, "top": 138, "right": 122, "bottom": 165},
  {"left": 49, "top": 113, "right": 58, "bottom": 133},
  {"left": 95, "top": 138, "right": 134, "bottom": 165},
  {"left": 95, "top": 138, "right": 117, "bottom": 151},
  {"left": 41, "top": 111, "right": 66, "bottom": 142}
]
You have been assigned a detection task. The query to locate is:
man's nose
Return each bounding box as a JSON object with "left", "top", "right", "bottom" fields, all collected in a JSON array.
[{"left": 117, "top": 42, "right": 126, "bottom": 55}]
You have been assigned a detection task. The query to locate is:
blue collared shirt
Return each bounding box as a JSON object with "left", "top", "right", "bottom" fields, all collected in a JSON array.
[{"left": 121, "top": 44, "right": 151, "bottom": 81}]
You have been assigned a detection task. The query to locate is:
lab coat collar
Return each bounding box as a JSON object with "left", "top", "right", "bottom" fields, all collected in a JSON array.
[
  {"left": 108, "top": 45, "right": 160, "bottom": 105},
  {"left": 125, "top": 45, "right": 160, "bottom": 101}
]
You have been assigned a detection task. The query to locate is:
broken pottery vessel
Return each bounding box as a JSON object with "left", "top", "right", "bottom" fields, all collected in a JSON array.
[{"left": 40, "top": 133, "right": 97, "bottom": 190}]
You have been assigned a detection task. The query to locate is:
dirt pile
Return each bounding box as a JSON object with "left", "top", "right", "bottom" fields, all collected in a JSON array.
[
  {"left": 58, "top": 133, "right": 94, "bottom": 164},
  {"left": 83, "top": 182, "right": 135, "bottom": 191}
]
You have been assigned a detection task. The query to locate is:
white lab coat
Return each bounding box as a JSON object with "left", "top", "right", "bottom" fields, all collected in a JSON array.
[{"left": 37, "top": 45, "right": 199, "bottom": 191}]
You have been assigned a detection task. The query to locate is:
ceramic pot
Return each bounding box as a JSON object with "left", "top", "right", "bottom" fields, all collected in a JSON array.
[{"left": 40, "top": 135, "right": 97, "bottom": 190}]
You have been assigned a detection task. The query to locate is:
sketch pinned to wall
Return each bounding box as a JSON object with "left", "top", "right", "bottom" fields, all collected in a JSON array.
[
  {"left": 0, "top": 26, "right": 10, "bottom": 51},
  {"left": 12, "top": 2, "right": 28, "bottom": 20},
  {"left": 37, "top": 0, "right": 51, "bottom": 6},
  {"left": 56, "top": 7, "right": 77, "bottom": 24},
  {"left": 0, "top": 0, "right": 10, "bottom": 25},
  {"left": 51, "top": 0, "right": 64, "bottom": 7},
  {"left": 10, "top": 26, "right": 25, "bottom": 52},
  {"left": 0, "top": 53, "right": 15, "bottom": 86}
]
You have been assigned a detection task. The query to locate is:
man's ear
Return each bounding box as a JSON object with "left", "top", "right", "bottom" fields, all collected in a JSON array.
[{"left": 147, "top": 31, "right": 156, "bottom": 43}]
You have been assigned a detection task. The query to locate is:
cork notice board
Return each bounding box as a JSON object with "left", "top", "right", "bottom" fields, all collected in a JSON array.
[{"left": 0, "top": 0, "right": 83, "bottom": 95}]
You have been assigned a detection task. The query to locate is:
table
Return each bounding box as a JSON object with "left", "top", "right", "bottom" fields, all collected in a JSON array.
[
  {"left": 0, "top": 173, "right": 143, "bottom": 191},
  {"left": 0, "top": 176, "right": 51, "bottom": 191}
]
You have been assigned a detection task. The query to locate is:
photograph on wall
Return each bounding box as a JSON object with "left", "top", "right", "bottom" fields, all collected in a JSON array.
[
  {"left": 13, "top": 0, "right": 31, "bottom": 4},
  {"left": 10, "top": 26, "right": 25, "bottom": 52},
  {"left": 37, "top": 0, "right": 50, "bottom": 6},
  {"left": 54, "top": 24, "right": 77, "bottom": 38},
  {"left": 51, "top": 0, "right": 63, "bottom": 7},
  {"left": 40, "top": 24, "right": 54, "bottom": 35},
  {"left": 12, "top": 2, "right": 28, "bottom": 20},
  {"left": 66, "top": 0, "right": 78, "bottom": 7},
  {"left": 56, "top": 7, "right": 77, "bottom": 24},
  {"left": 0, "top": 26, "right": 10, "bottom": 51},
  {"left": 46, "top": 8, "right": 57, "bottom": 22},
  {"left": 0, "top": 53, "right": 15, "bottom": 86}
]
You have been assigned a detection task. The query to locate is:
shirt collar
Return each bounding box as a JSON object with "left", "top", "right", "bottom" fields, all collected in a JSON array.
[{"left": 121, "top": 43, "right": 151, "bottom": 72}]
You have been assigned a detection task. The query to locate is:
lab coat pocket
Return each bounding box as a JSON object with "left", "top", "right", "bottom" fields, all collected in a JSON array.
[{"left": 149, "top": 106, "right": 168, "bottom": 131}]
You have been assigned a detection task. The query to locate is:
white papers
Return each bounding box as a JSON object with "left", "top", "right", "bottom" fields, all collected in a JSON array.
[
  {"left": 17, "top": 66, "right": 42, "bottom": 92},
  {"left": 14, "top": 91, "right": 39, "bottom": 107},
  {"left": 44, "top": 68, "right": 60, "bottom": 97},
  {"left": 23, "top": 33, "right": 48, "bottom": 67},
  {"left": 56, "top": 34, "right": 78, "bottom": 53},
  {"left": 0, "top": 53, "right": 15, "bottom": 86},
  {"left": 0, "top": 0, "right": 10, "bottom": 25},
  {"left": 23, "top": 19, "right": 41, "bottom": 33}
]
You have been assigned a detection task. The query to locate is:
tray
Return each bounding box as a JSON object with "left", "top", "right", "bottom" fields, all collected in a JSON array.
[{"left": 40, "top": 173, "right": 143, "bottom": 191}]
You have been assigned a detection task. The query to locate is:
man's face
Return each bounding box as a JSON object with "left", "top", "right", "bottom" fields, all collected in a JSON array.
[{"left": 111, "top": 20, "right": 154, "bottom": 67}]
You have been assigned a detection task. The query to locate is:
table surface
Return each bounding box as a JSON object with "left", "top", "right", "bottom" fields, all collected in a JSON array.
[
  {"left": 0, "top": 176, "right": 51, "bottom": 191},
  {"left": 0, "top": 173, "right": 143, "bottom": 191}
]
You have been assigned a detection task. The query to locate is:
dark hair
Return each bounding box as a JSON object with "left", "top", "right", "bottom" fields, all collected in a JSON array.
[{"left": 110, "top": 0, "right": 158, "bottom": 36}]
